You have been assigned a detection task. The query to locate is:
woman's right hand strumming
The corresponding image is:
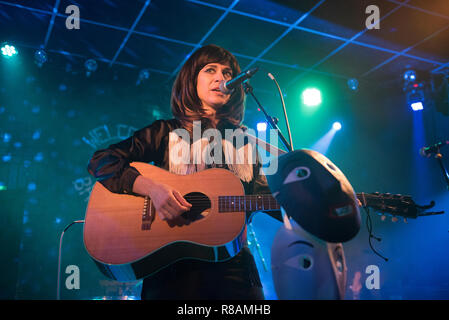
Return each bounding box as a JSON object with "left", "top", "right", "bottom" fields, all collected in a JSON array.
[{"left": 133, "top": 175, "right": 192, "bottom": 221}]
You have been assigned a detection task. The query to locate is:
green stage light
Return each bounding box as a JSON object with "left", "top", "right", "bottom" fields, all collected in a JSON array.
[
  {"left": 1, "top": 44, "right": 18, "bottom": 57},
  {"left": 301, "top": 88, "right": 322, "bottom": 107}
]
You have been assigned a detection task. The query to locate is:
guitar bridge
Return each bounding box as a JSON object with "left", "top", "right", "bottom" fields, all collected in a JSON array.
[{"left": 141, "top": 196, "right": 155, "bottom": 230}]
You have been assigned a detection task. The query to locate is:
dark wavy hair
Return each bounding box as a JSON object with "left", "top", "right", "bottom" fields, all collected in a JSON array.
[{"left": 171, "top": 44, "right": 245, "bottom": 134}]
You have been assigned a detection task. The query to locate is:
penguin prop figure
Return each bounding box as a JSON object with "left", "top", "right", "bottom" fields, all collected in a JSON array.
[{"left": 266, "top": 149, "right": 361, "bottom": 299}]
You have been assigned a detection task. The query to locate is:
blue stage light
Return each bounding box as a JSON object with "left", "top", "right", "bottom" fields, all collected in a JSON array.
[
  {"left": 2, "top": 153, "right": 11, "bottom": 162},
  {"left": 406, "top": 88, "right": 425, "bottom": 112},
  {"left": 32, "top": 130, "right": 41, "bottom": 140},
  {"left": 34, "top": 152, "right": 44, "bottom": 162},
  {"left": 347, "top": 78, "right": 359, "bottom": 91},
  {"left": 34, "top": 49, "right": 47, "bottom": 67},
  {"left": 404, "top": 70, "right": 416, "bottom": 82},
  {"left": 3, "top": 133, "right": 11, "bottom": 143},
  {"left": 27, "top": 182, "right": 36, "bottom": 191}
]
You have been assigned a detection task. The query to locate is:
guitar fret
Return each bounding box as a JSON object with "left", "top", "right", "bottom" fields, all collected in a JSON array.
[{"left": 219, "top": 194, "right": 281, "bottom": 213}]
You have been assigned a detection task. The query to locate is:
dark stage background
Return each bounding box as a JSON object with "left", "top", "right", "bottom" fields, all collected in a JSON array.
[{"left": 0, "top": 0, "right": 448, "bottom": 300}]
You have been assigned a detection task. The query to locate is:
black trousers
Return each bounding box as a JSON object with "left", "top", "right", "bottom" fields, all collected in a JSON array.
[{"left": 140, "top": 247, "right": 265, "bottom": 300}]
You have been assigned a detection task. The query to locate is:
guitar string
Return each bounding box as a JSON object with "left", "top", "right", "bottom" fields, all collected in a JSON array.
[
  {"left": 96, "top": 198, "right": 280, "bottom": 212},
  {"left": 97, "top": 194, "right": 387, "bottom": 211}
]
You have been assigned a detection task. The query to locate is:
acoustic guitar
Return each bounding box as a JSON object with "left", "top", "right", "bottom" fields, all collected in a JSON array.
[{"left": 83, "top": 162, "right": 440, "bottom": 281}]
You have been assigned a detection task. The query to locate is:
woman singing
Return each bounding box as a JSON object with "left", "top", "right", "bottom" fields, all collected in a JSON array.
[{"left": 88, "top": 44, "right": 273, "bottom": 300}]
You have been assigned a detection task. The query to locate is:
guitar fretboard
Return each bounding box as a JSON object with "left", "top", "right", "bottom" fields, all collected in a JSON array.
[
  {"left": 218, "top": 195, "right": 280, "bottom": 212},
  {"left": 218, "top": 192, "right": 418, "bottom": 218}
]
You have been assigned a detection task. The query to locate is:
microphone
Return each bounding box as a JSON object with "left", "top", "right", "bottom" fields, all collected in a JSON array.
[
  {"left": 420, "top": 140, "right": 449, "bottom": 157},
  {"left": 219, "top": 67, "right": 259, "bottom": 94}
]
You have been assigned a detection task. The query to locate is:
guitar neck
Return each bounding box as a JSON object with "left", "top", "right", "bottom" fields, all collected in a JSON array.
[
  {"left": 218, "top": 195, "right": 280, "bottom": 212},
  {"left": 219, "top": 193, "right": 369, "bottom": 213}
]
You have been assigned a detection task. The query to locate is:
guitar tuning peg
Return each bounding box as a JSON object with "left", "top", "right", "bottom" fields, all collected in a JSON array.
[{"left": 391, "top": 216, "right": 398, "bottom": 223}]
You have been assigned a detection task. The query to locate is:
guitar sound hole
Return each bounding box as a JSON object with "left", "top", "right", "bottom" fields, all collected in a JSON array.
[{"left": 182, "top": 192, "right": 211, "bottom": 222}]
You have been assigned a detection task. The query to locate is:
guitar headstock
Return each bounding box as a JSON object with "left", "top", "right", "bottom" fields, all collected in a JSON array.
[
  {"left": 358, "top": 192, "right": 418, "bottom": 219},
  {"left": 357, "top": 192, "right": 444, "bottom": 222}
]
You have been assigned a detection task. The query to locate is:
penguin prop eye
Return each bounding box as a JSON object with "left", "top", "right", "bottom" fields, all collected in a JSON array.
[
  {"left": 271, "top": 215, "right": 347, "bottom": 300},
  {"left": 266, "top": 149, "right": 361, "bottom": 243},
  {"left": 283, "top": 166, "right": 311, "bottom": 184}
]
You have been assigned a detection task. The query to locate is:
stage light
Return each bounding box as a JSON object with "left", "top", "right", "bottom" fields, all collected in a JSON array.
[
  {"left": 3, "top": 132, "right": 11, "bottom": 143},
  {"left": 347, "top": 78, "right": 358, "bottom": 91},
  {"left": 84, "top": 59, "right": 98, "bottom": 77},
  {"left": 32, "top": 130, "right": 41, "bottom": 140},
  {"left": 136, "top": 69, "right": 150, "bottom": 86},
  {"left": 332, "top": 122, "right": 342, "bottom": 131},
  {"left": 404, "top": 69, "right": 416, "bottom": 82},
  {"left": 27, "top": 182, "right": 36, "bottom": 191},
  {"left": 34, "top": 49, "right": 47, "bottom": 67},
  {"left": 1, "top": 44, "right": 17, "bottom": 57},
  {"left": 2, "top": 153, "right": 11, "bottom": 162},
  {"left": 301, "top": 88, "right": 322, "bottom": 107},
  {"left": 411, "top": 102, "right": 424, "bottom": 111},
  {"left": 257, "top": 122, "right": 267, "bottom": 132},
  {"left": 34, "top": 152, "right": 44, "bottom": 162},
  {"left": 406, "top": 88, "right": 425, "bottom": 112}
]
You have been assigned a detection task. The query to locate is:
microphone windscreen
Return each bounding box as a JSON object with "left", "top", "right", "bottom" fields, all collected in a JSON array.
[{"left": 219, "top": 80, "right": 233, "bottom": 94}]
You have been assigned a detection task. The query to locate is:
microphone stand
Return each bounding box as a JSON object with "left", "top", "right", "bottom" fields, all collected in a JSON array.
[
  {"left": 243, "top": 82, "right": 293, "bottom": 153},
  {"left": 435, "top": 149, "right": 449, "bottom": 190}
]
